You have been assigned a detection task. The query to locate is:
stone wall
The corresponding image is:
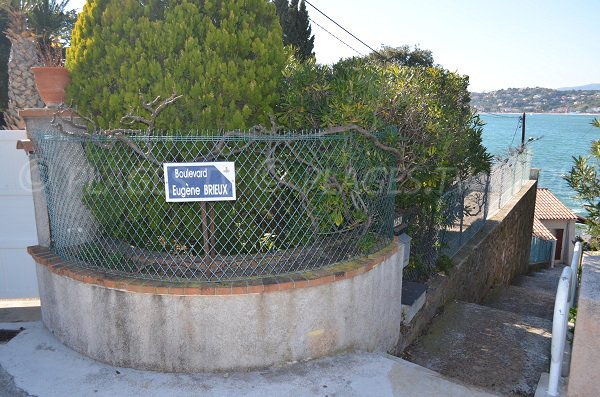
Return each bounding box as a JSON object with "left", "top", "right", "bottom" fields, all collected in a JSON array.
[{"left": 396, "top": 180, "right": 537, "bottom": 353}]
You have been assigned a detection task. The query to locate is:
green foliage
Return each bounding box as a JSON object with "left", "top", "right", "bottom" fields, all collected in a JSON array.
[
  {"left": 358, "top": 232, "right": 379, "bottom": 254},
  {"left": 436, "top": 254, "right": 453, "bottom": 274},
  {"left": 569, "top": 307, "right": 577, "bottom": 325},
  {"left": 67, "top": 0, "right": 294, "bottom": 263},
  {"left": 67, "top": 0, "right": 286, "bottom": 130},
  {"left": 274, "top": 0, "right": 314, "bottom": 61},
  {"left": 565, "top": 121, "right": 600, "bottom": 249},
  {"left": 77, "top": 132, "right": 392, "bottom": 263},
  {"left": 276, "top": 54, "right": 492, "bottom": 280},
  {"left": 368, "top": 45, "right": 434, "bottom": 68},
  {"left": 26, "top": 0, "right": 77, "bottom": 44},
  {"left": 277, "top": 55, "right": 491, "bottom": 191}
]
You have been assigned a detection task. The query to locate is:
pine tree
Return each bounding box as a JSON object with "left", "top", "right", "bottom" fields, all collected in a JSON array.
[
  {"left": 274, "top": 0, "right": 314, "bottom": 62},
  {"left": 67, "top": 0, "right": 286, "bottom": 130}
]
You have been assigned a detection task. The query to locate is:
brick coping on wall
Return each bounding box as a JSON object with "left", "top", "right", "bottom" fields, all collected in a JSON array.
[
  {"left": 19, "top": 108, "right": 76, "bottom": 118},
  {"left": 27, "top": 240, "right": 398, "bottom": 296}
]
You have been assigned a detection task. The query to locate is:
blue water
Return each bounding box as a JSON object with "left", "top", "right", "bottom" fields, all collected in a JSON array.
[{"left": 480, "top": 113, "right": 599, "bottom": 215}]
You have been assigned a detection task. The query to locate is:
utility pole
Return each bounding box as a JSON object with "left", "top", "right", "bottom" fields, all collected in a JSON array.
[{"left": 521, "top": 112, "right": 526, "bottom": 146}]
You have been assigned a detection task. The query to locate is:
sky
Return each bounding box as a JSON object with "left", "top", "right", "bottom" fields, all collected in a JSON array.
[{"left": 67, "top": 0, "right": 600, "bottom": 93}]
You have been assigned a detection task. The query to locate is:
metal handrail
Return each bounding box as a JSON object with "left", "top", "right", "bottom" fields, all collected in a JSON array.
[{"left": 548, "top": 266, "right": 572, "bottom": 397}]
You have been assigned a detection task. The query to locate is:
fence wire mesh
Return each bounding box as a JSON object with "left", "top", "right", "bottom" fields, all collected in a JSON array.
[
  {"left": 403, "top": 149, "right": 532, "bottom": 280},
  {"left": 443, "top": 149, "right": 531, "bottom": 257},
  {"left": 486, "top": 149, "right": 532, "bottom": 218},
  {"left": 30, "top": 130, "right": 395, "bottom": 282}
]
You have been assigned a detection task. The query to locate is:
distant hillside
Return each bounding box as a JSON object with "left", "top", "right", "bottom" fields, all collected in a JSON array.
[
  {"left": 470, "top": 87, "right": 600, "bottom": 113},
  {"left": 558, "top": 83, "right": 600, "bottom": 91}
]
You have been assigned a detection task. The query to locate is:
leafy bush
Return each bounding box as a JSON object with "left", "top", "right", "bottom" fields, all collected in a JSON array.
[
  {"left": 565, "top": 123, "right": 600, "bottom": 250},
  {"left": 436, "top": 255, "right": 454, "bottom": 274},
  {"left": 67, "top": 0, "right": 286, "bottom": 130},
  {"left": 64, "top": 1, "right": 490, "bottom": 279},
  {"left": 66, "top": 0, "right": 297, "bottom": 262},
  {"left": 276, "top": 55, "right": 492, "bottom": 279}
]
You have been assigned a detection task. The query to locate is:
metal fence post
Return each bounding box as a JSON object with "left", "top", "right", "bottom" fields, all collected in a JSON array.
[
  {"left": 498, "top": 165, "right": 504, "bottom": 210},
  {"left": 511, "top": 156, "right": 516, "bottom": 196},
  {"left": 483, "top": 173, "right": 491, "bottom": 220}
]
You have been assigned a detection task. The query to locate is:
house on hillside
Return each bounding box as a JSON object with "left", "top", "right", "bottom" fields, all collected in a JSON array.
[{"left": 532, "top": 188, "right": 578, "bottom": 266}]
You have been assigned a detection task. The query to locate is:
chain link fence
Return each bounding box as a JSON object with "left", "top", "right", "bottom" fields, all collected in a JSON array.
[
  {"left": 486, "top": 149, "right": 532, "bottom": 218},
  {"left": 30, "top": 130, "right": 395, "bottom": 282},
  {"left": 403, "top": 149, "right": 532, "bottom": 280},
  {"left": 443, "top": 149, "right": 532, "bottom": 257}
]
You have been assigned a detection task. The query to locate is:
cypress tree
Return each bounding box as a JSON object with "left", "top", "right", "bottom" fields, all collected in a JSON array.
[
  {"left": 67, "top": 0, "right": 286, "bottom": 130},
  {"left": 273, "top": 0, "right": 289, "bottom": 41},
  {"left": 275, "top": 0, "right": 314, "bottom": 62},
  {"left": 290, "top": 0, "right": 314, "bottom": 61}
]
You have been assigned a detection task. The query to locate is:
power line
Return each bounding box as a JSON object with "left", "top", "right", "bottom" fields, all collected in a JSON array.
[
  {"left": 309, "top": 17, "right": 363, "bottom": 57},
  {"left": 304, "top": 0, "right": 382, "bottom": 57}
]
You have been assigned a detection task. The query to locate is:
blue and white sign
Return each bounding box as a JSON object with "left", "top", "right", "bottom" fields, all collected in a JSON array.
[{"left": 163, "top": 162, "right": 236, "bottom": 202}]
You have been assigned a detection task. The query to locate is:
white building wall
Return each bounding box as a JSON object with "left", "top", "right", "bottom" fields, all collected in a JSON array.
[
  {"left": 0, "top": 130, "right": 39, "bottom": 298},
  {"left": 540, "top": 219, "right": 577, "bottom": 265}
]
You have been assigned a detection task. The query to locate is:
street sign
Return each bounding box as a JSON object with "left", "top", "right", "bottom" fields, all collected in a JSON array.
[{"left": 163, "top": 162, "right": 236, "bottom": 202}]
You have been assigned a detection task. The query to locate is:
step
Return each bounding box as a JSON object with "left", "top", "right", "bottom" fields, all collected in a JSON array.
[
  {"left": 401, "top": 281, "right": 427, "bottom": 324},
  {"left": 482, "top": 285, "right": 556, "bottom": 320},
  {"left": 512, "top": 265, "right": 567, "bottom": 293},
  {"left": 403, "top": 301, "right": 552, "bottom": 396},
  {"left": 0, "top": 306, "right": 41, "bottom": 323}
]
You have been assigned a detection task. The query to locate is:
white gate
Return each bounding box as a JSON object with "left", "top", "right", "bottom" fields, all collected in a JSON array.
[{"left": 0, "top": 130, "right": 39, "bottom": 298}]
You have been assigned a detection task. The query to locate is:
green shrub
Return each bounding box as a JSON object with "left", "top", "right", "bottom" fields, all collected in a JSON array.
[
  {"left": 276, "top": 55, "right": 492, "bottom": 280},
  {"left": 67, "top": 0, "right": 286, "bottom": 130},
  {"left": 436, "top": 255, "right": 454, "bottom": 274},
  {"left": 66, "top": 0, "right": 294, "bottom": 261},
  {"left": 277, "top": 56, "right": 490, "bottom": 187}
]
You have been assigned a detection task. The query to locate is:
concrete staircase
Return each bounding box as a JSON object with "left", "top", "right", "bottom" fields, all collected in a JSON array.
[{"left": 402, "top": 265, "right": 566, "bottom": 397}]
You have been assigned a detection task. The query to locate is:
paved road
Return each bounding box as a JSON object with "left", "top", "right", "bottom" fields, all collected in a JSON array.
[{"left": 0, "top": 322, "right": 498, "bottom": 397}]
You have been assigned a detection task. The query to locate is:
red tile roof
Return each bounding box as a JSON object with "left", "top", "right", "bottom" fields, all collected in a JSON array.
[
  {"left": 533, "top": 218, "right": 557, "bottom": 241},
  {"left": 535, "top": 188, "right": 578, "bottom": 221}
]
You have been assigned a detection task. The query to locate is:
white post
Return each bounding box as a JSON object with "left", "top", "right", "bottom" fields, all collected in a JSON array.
[
  {"left": 569, "top": 242, "right": 581, "bottom": 307},
  {"left": 548, "top": 266, "right": 572, "bottom": 397}
]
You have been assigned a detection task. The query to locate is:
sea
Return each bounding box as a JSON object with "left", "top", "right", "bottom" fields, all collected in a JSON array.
[{"left": 480, "top": 113, "right": 599, "bottom": 215}]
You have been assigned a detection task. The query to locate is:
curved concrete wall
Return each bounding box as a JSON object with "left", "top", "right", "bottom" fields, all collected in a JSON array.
[{"left": 34, "top": 242, "right": 404, "bottom": 372}]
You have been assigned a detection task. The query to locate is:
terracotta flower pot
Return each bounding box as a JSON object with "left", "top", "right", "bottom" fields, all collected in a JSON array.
[{"left": 31, "top": 66, "right": 71, "bottom": 108}]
